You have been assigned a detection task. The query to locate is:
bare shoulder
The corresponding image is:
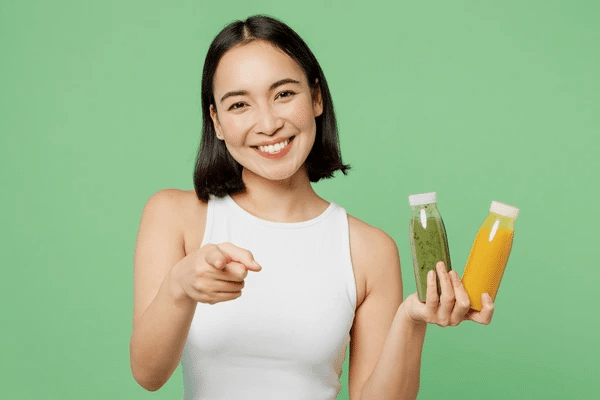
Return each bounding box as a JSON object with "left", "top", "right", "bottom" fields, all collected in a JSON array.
[
  {"left": 141, "top": 189, "right": 208, "bottom": 255},
  {"left": 143, "top": 188, "right": 206, "bottom": 221},
  {"left": 136, "top": 189, "right": 193, "bottom": 255},
  {"left": 132, "top": 189, "right": 206, "bottom": 325},
  {"left": 347, "top": 214, "right": 402, "bottom": 307},
  {"left": 347, "top": 214, "right": 397, "bottom": 252},
  {"left": 346, "top": 214, "right": 404, "bottom": 399},
  {"left": 143, "top": 188, "right": 201, "bottom": 214}
]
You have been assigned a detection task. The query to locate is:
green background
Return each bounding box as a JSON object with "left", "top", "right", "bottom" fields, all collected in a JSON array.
[{"left": 2, "top": 0, "right": 598, "bottom": 398}]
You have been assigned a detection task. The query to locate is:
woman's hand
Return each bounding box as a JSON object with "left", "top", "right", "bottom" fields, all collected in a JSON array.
[
  {"left": 402, "top": 261, "right": 494, "bottom": 327},
  {"left": 168, "top": 242, "right": 262, "bottom": 305}
]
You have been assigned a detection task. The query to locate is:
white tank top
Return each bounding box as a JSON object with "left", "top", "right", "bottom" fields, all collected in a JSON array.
[{"left": 181, "top": 195, "right": 357, "bottom": 399}]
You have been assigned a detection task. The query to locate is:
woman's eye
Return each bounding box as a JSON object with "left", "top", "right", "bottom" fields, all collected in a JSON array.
[
  {"left": 276, "top": 90, "right": 295, "bottom": 100},
  {"left": 229, "top": 102, "right": 245, "bottom": 110}
]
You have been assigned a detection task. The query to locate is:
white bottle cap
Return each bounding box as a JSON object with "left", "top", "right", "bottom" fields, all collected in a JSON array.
[
  {"left": 490, "top": 201, "right": 519, "bottom": 219},
  {"left": 408, "top": 192, "right": 437, "bottom": 206}
]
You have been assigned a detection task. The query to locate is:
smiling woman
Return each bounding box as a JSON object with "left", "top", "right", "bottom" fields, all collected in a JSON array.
[
  {"left": 129, "top": 14, "right": 494, "bottom": 400},
  {"left": 208, "top": 40, "right": 322, "bottom": 182},
  {"left": 193, "top": 16, "right": 349, "bottom": 200}
]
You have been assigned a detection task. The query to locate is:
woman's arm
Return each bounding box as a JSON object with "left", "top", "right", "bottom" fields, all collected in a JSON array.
[
  {"left": 129, "top": 190, "right": 261, "bottom": 391},
  {"left": 347, "top": 218, "right": 423, "bottom": 399},
  {"left": 358, "top": 263, "right": 495, "bottom": 399},
  {"left": 129, "top": 190, "right": 198, "bottom": 391},
  {"left": 348, "top": 218, "right": 494, "bottom": 400},
  {"left": 356, "top": 300, "right": 427, "bottom": 400}
]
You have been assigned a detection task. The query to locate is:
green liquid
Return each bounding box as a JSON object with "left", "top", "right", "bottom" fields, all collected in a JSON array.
[{"left": 410, "top": 216, "right": 452, "bottom": 302}]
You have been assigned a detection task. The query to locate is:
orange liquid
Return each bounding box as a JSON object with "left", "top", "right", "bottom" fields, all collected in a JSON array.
[{"left": 462, "top": 226, "right": 514, "bottom": 311}]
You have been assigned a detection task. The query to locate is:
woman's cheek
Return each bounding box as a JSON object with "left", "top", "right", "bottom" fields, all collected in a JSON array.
[
  {"left": 289, "top": 101, "right": 313, "bottom": 127},
  {"left": 223, "top": 118, "right": 249, "bottom": 145}
]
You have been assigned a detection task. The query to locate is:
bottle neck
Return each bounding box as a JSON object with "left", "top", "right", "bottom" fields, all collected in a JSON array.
[
  {"left": 411, "top": 203, "right": 441, "bottom": 229},
  {"left": 410, "top": 203, "right": 440, "bottom": 216},
  {"left": 485, "top": 212, "right": 515, "bottom": 231}
]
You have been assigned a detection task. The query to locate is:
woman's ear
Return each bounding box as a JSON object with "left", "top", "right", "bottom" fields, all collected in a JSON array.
[
  {"left": 210, "top": 104, "right": 224, "bottom": 140},
  {"left": 312, "top": 80, "right": 323, "bottom": 117}
]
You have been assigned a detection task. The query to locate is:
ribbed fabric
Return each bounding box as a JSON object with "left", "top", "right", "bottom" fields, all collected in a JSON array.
[{"left": 181, "top": 195, "right": 357, "bottom": 400}]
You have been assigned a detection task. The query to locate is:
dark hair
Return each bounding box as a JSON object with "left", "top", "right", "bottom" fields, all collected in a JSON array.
[{"left": 193, "top": 15, "right": 350, "bottom": 202}]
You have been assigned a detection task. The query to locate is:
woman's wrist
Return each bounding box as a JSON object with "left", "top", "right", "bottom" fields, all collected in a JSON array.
[
  {"left": 397, "top": 299, "right": 428, "bottom": 330},
  {"left": 165, "top": 263, "right": 195, "bottom": 307}
]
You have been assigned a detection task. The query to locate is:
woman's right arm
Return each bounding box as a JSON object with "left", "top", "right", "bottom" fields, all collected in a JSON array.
[
  {"left": 129, "top": 190, "right": 197, "bottom": 391},
  {"left": 129, "top": 190, "right": 261, "bottom": 391}
]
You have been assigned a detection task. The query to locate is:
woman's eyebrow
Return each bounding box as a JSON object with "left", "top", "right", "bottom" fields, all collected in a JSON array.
[
  {"left": 220, "top": 90, "right": 247, "bottom": 104},
  {"left": 269, "top": 78, "right": 300, "bottom": 90},
  {"left": 219, "top": 78, "right": 301, "bottom": 104}
]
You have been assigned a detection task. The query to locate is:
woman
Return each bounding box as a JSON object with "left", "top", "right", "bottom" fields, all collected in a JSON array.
[{"left": 129, "top": 15, "right": 494, "bottom": 400}]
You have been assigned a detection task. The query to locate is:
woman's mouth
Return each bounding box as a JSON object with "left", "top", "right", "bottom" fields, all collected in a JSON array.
[{"left": 252, "top": 136, "right": 295, "bottom": 159}]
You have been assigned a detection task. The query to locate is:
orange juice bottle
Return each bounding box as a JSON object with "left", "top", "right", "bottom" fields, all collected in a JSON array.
[{"left": 462, "top": 201, "right": 519, "bottom": 311}]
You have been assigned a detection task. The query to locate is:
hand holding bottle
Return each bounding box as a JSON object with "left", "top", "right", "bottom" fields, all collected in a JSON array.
[
  {"left": 402, "top": 261, "right": 495, "bottom": 327},
  {"left": 168, "top": 242, "right": 262, "bottom": 305}
]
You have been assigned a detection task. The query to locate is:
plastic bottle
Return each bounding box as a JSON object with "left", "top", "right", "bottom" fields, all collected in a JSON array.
[
  {"left": 408, "top": 192, "right": 452, "bottom": 302},
  {"left": 461, "top": 201, "right": 519, "bottom": 311}
]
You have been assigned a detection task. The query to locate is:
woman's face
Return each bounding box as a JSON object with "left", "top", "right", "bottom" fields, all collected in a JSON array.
[{"left": 210, "top": 40, "right": 323, "bottom": 182}]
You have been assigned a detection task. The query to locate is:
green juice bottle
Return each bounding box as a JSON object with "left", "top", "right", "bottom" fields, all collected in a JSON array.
[{"left": 408, "top": 192, "right": 452, "bottom": 302}]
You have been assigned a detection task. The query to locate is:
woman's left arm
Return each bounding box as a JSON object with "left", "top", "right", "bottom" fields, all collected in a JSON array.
[
  {"left": 347, "top": 220, "right": 423, "bottom": 400},
  {"left": 348, "top": 221, "right": 494, "bottom": 400}
]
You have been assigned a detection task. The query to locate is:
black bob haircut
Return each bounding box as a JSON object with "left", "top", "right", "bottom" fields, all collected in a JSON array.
[{"left": 193, "top": 15, "right": 350, "bottom": 202}]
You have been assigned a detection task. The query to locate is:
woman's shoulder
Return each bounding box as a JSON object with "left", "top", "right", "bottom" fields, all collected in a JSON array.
[
  {"left": 346, "top": 213, "right": 397, "bottom": 252},
  {"left": 143, "top": 188, "right": 206, "bottom": 216},
  {"left": 145, "top": 187, "right": 200, "bottom": 201},
  {"left": 346, "top": 213, "right": 401, "bottom": 307},
  {"left": 142, "top": 189, "right": 208, "bottom": 255}
]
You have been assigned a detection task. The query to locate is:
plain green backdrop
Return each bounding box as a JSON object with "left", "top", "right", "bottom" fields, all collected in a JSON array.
[{"left": 1, "top": 0, "right": 598, "bottom": 398}]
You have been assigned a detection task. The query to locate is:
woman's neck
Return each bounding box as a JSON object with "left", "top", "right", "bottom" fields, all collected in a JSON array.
[{"left": 231, "top": 167, "right": 329, "bottom": 223}]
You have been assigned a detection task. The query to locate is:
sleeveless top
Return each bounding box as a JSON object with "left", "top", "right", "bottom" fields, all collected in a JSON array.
[{"left": 181, "top": 195, "right": 357, "bottom": 400}]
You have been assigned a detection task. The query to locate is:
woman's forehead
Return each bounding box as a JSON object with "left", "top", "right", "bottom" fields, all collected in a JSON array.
[{"left": 213, "top": 40, "right": 308, "bottom": 93}]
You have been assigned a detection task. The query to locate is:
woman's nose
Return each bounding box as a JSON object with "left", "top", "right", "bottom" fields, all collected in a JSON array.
[{"left": 253, "top": 104, "right": 284, "bottom": 136}]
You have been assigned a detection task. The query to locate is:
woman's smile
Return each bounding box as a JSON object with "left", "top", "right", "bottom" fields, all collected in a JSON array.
[
  {"left": 252, "top": 136, "right": 295, "bottom": 159},
  {"left": 210, "top": 40, "right": 322, "bottom": 182}
]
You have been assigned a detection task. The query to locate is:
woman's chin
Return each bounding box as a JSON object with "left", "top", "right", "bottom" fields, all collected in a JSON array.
[{"left": 243, "top": 163, "right": 307, "bottom": 184}]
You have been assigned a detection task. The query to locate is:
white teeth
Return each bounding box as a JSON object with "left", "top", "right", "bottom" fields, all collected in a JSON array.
[{"left": 258, "top": 138, "right": 289, "bottom": 154}]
